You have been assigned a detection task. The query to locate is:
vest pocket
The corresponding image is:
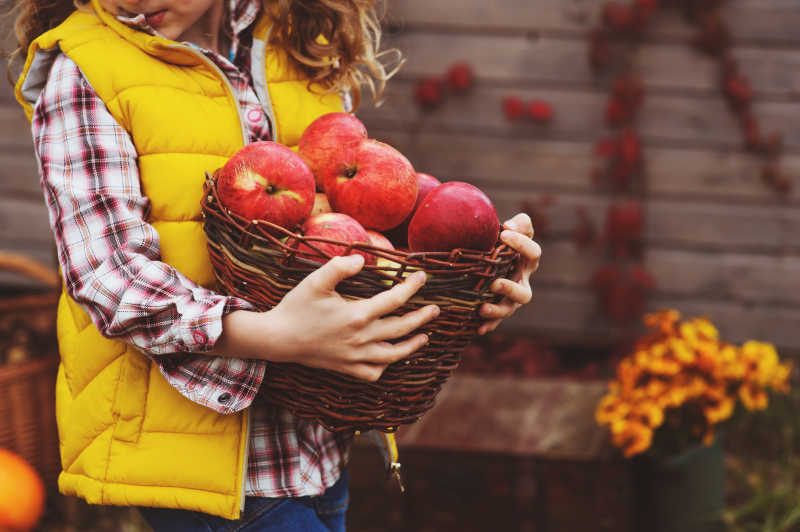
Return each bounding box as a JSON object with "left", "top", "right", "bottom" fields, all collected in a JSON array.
[{"left": 112, "top": 349, "right": 150, "bottom": 443}]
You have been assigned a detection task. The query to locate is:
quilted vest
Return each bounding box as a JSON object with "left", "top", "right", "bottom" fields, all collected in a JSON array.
[{"left": 15, "top": 0, "right": 343, "bottom": 519}]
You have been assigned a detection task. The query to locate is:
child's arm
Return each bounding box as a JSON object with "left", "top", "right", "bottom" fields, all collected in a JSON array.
[{"left": 33, "top": 54, "right": 267, "bottom": 413}]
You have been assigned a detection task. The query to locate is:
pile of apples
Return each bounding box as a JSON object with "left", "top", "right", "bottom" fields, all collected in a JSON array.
[{"left": 215, "top": 113, "right": 501, "bottom": 263}]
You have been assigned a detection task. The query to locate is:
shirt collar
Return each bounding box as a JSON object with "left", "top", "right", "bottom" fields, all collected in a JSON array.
[{"left": 115, "top": 0, "right": 261, "bottom": 59}]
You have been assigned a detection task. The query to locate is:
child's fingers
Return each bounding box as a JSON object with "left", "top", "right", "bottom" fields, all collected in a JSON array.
[
  {"left": 362, "top": 333, "right": 430, "bottom": 366},
  {"left": 357, "top": 270, "right": 428, "bottom": 320},
  {"left": 478, "top": 319, "right": 502, "bottom": 336},
  {"left": 346, "top": 363, "right": 389, "bottom": 383},
  {"left": 361, "top": 304, "right": 439, "bottom": 344},
  {"left": 500, "top": 230, "right": 542, "bottom": 264},
  {"left": 301, "top": 255, "right": 365, "bottom": 294},
  {"left": 502, "top": 213, "right": 534, "bottom": 238},
  {"left": 491, "top": 278, "right": 532, "bottom": 305}
]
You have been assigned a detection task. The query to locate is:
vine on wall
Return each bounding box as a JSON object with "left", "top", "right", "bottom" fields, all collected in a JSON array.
[{"left": 584, "top": 0, "right": 790, "bottom": 327}]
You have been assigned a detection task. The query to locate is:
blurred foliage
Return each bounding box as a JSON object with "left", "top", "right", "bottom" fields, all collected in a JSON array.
[{"left": 721, "top": 384, "right": 800, "bottom": 532}]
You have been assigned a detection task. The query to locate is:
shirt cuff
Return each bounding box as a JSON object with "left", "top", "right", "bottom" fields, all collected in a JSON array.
[
  {"left": 147, "top": 294, "right": 257, "bottom": 355},
  {"left": 156, "top": 355, "right": 268, "bottom": 415}
]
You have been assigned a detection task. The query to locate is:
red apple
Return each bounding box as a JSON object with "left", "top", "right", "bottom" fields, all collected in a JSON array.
[
  {"left": 216, "top": 141, "right": 315, "bottom": 229},
  {"left": 298, "top": 112, "right": 368, "bottom": 191},
  {"left": 408, "top": 182, "right": 500, "bottom": 252},
  {"left": 294, "top": 212, "right": 374, "bottom": 264},
  {"left": 311, "top": 192, "right": 332, "bottom": 217},
  {"left": 322, "top": 139, "right": 418, "bottom": 232},
  {"left": 366, "top": 230, "right": 396, "bottom": 251},
  {"left": 385, "top": 172, "right": 442, "bottom": 247}
]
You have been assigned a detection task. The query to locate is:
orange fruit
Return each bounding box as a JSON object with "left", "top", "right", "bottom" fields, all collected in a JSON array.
[{"left": 0, "top": 448, "right": 45, "bottom": 531}]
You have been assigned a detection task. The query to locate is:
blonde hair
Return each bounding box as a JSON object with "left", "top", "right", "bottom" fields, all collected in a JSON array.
[{"left": 7, "top": 0, "right": 403, "bottom": 108}]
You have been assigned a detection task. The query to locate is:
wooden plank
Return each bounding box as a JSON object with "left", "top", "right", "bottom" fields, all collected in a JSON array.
[
  {"left": 386, "top": 32, "right": 800, "bottom": 98},
  {"left": 530, "top": 240, "right": 800, "bottom": 307},
  {"left": 385, "top": 0, "right": 800, "bottom": 45},
  {"left": 371, "top": 131, "right": 800, "bottom": 204},
  {"left": 0, "top": 197, "right": 55, "bottom": 248},
  {"left": 358, "top": 81, "right": 800, "bottom": 151},
  {"left": 500, "top": 285, "right": 800, "bottom": 356},
  {"left": 486, "top": 188, "right": 800, "bottom": 252},
  {"left": 0, "top": 153, "right": 41, "bottom": 198},
  {"left": 0, "top": 105, "right": 34, "bottom": 153}
]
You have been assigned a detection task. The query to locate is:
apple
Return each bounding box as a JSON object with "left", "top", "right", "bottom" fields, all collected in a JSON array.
[
  {"left": 216, "top": 141, "right": 315, "bottom": 229},
  {"left": 311, "top": 192, "right": 332, "bottom": 217},
  {"left": 385, "top": 172, "right": 442, "bottom": 247},
  {"left": 365, "top": 230, "right": 396, "bottom": 251},
  {"left": 323, "top": 139, "right": 418, "bottom": 231},
  {"left": 408, "top": 182, "right": 500, "bottom": 252},
  {"left": 298, "top": 112, "right": 368, "bottom": 191},
  {"left": 293, "top": 212, "right": 374, "bottom": 264}
]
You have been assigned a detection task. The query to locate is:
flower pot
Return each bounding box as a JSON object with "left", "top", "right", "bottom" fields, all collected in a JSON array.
[{"left": 633, "top": 436, "right": 725, "bottom": 532}]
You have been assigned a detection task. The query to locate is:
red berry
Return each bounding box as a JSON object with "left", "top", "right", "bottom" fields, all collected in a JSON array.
[
  {"left": 619, "top": 127, "right": 642, "bottom": 168},
  {"left": 724, "top": 73, "right": 753, "bottom": 109},
  {"left": 528, "top": 100, "right": 554, "bottom": 122},
  {"left": 605, "top": 201, "right": 643, "bottom": 257},
  {"left": 414, "top": 76, "right": 444, "bottom": 108},
  {"left": 606, "top": 97, "right": 631, "bottom": 126},
  {"left": 740, "top": 112, "right": 761, "bottom": 151},
  {"left": 594, "top": 138, "right": 619, "bottom": 158},
  {"left": 446, "top": 62, "right": 473, "bottom": 92},
  {"left": 630, "top": 265, "right": 656, "bottom": 290},
  {"left": 603, "top": 2, "right": 634, "bottom": 31},
  {"left": 612, "top": 75, "right": 645, "bottom": 109},
  {"left": 503, "top": 96, "right": 525, "bottom": 121}
]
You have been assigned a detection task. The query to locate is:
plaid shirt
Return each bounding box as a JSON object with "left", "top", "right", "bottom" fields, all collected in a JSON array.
[{"left": 31, "top": 0, "right": 351, "bottom": 498}]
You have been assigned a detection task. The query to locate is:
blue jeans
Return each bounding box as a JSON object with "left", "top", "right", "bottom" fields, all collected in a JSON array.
[{"left": 138, "top": 469, "right": 349, "bottom": 532}]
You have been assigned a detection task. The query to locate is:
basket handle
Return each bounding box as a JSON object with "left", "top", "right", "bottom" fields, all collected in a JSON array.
[{"left": 0, "top": 251, "right": 61, "bottom": 289}]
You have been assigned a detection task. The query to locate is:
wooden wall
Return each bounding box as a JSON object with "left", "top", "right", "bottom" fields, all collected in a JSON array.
[
  {"left": 1, "top": 0, "right": 799, "bottom": 354},
  {"left": 355, "top": 0, "right": 800, "bottom": 356}
]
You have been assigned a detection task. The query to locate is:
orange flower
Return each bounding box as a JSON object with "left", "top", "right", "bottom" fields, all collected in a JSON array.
[
  {"left": 633, "top": 401, "right": 664, "bottom": 429},
  {"left": 772, "top": 362, "right": 792, "bottom": 393},
  {"left": 598, "top": 310, "right": 789, "bottom": 459},
  {"left": 702, "top": 387, "right": 735, "bottom": 424},
  {"left": 644, "top": 309, "right": 680, "bottom": 336},
  {"left": 611, "top": 419, "right": 653, "bottom": 458},
  {"left": 669, "top": 337, "right": 695, "bottom": 364},
  {"left": 596, "top": 395, "right": 629, "bottom": 425},
  {"left": 739, "top": 382, "right": 768, "bottom": 411}
]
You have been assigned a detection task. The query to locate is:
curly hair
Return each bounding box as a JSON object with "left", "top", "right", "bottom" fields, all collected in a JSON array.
[{"left": 7, "top": 0, "right": 402, "bottom": 108}]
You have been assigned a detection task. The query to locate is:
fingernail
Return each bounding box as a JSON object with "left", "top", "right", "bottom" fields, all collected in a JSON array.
[
  {"left": 430, "top": 305, "right": 440, "bottom": 316},
  {"left": 412, "top": 271, "right": 427, "bottom": 282}
]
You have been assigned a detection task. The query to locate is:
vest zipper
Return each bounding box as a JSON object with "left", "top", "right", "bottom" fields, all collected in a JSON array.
[{"left": 164, "top": 43, "right": 251, "bottom": 513}]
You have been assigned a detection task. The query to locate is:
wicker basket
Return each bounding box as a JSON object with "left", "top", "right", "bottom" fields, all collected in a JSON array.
[
  {"left": 0, "top": 252, "right": 61, "bottom": 486},
  {"left": 201, "top": 172, "right": 519, "bottom": 432}
]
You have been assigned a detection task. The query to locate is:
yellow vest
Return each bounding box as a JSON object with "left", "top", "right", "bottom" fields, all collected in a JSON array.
[{"left": 15, "top": 0, "right": 342, "bottom": 519}]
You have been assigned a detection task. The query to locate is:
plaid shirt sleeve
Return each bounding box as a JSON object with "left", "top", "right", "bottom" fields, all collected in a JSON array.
[{"left": 32, "top": 53, "right": 266, "bottom": 414}]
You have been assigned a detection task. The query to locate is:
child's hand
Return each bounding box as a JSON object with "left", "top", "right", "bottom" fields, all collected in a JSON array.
[
  {"left": 477, "top": 213, "right": 542, "bottom": 335},
  {"left": 264, "top": 254, "right": 439, "bottom": 382}
]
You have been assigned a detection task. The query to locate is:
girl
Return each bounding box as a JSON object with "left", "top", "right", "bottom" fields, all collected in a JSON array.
[{"left": 10, "top": 0, "right": 541, "bottom": 529}]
